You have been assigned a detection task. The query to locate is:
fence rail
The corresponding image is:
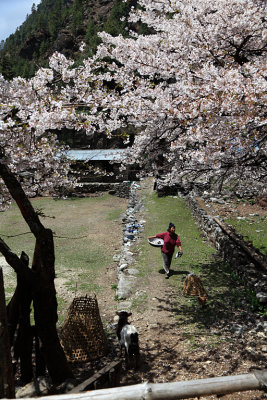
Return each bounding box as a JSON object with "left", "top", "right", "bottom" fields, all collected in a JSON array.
[{"left": 5, "top": 369, "right": 267, "bottom": 400}]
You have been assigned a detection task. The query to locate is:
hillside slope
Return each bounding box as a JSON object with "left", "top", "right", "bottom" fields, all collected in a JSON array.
[{"left": 0, "top": 0, "right": 133, "bottom": 79}]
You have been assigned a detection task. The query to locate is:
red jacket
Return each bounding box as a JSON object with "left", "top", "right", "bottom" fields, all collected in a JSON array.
[{"left": 156, "top": 231, "right": 181, "bottom": 255}]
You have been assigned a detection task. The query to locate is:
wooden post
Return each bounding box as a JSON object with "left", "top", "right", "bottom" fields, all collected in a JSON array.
[{"left": 0, "top": 267, "right": 15, "bottom": 398}]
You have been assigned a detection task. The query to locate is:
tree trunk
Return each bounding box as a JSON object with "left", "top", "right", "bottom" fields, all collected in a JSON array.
[
  {"left": 6, "top": 286, "right": 19, "bottom": 346},
  {"left": 10, "top": 252, "right": 33, "bottom": 383},
  {"left": 14, "top": 311, "right": 33, "bottom": 384},
  {"left": 31, "top": 231, "right": 74, "bottom": 383},
  {"left": 0, "top": 161, "right": 73, "bottom": 383},
  {"left": 0, "top": 267, "right": 15, "bottom": 398},
  {"left": 34, "top": 327, "right": 46, "bottom": 377}
]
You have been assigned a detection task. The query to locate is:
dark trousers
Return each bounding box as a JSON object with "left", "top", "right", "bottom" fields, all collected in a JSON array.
[{"left": 161, "top": 251, "right": 173, "bottom": 275}]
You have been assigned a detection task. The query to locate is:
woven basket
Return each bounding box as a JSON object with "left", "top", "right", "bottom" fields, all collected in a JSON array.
[
  {"left": 59, "top": 295, "right": 108, "bottom": 362},
  {"left": 183, "top": 274, "right": 207, "bottom": 297}
]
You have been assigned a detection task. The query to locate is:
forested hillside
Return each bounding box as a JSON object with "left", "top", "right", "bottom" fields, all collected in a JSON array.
[{"left": 0, "top": 0, "right": 135, "bottom": 79}]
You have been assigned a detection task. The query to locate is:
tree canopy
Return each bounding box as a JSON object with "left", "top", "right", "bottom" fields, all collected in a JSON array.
[
  {"left": 0, "top": 0, "right": 266, "bottom": 208},
  {"left": 95, "top": 0, "right": 267, "bottom": 191}
]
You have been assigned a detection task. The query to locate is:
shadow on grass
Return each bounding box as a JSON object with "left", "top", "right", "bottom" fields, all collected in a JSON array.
[
  {"left": 98, "top": 258, "right": 263, "bottom": 387},
  {"left": 172, "top": 258, "right": 257, "bottom": 331},
  {"left": 169, "top": 269, "right": 190, "bottom": 276},
  {"left": 158, "top": 268, "right": 190, "bottom": 276},
  {"left": 257, "top": 244, "right": 267, "bottom": 257}
]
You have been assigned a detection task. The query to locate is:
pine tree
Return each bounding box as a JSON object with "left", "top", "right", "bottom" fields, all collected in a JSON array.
[
  {"left": 0, "top": 54, "right": 15, "bottom": 80},
  {"left": 103, "top": 0, "right": 130, "bottom": 37},
  {"left": 71, "top": 0, "right": 85, "bottom": 34},
  {"left": 85, "top": 20, "right": 101, "bottom": 53}
]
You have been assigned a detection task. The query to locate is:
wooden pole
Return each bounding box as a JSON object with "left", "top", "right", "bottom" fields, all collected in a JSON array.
[
  {"left": 8, "top": 369, "right": 267, "bottom": 400},
  {"left": 0, "top": 267, "right": 15, "bottom": 398}
]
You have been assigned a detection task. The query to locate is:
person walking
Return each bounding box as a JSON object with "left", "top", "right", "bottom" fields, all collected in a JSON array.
[{"left": 148, "top": 222, "right": 183, "bottom": 279}]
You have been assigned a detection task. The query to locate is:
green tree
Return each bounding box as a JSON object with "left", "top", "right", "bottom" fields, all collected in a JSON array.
[
  {"left": 0, "top": 54, "right": 15, "bottom": 80},
  {"left": 71, "top": 0, "right": 85, "bottom": 34},
  {"left": 31, "top": 3, "right": 37, "bottom": 14},
  {"left": 103, "top": 0, "right": 130, "bottom": 37},
  {"left": 39, "top": 40, "right": 49, "bottom": 56},
  {"left": 85, "top": 20, "right": 101, "bottom": 53}
]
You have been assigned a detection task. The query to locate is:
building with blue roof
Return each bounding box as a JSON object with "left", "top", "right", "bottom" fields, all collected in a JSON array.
[{"left": 66, "top": 149, "right": 127, "bottom": 162}]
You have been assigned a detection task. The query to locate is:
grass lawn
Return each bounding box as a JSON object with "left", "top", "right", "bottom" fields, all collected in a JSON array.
[
  {"left": 135, "top": 191, "right": 217, "bottom": 283},
  {"left": 0, "top": 194, "right": 127, "bottom": 322},
  {"left": 224, "top": 215, "right": 267, "bottom": 257},
  {"left": 1, "top": 187, "right": 265, "bottom": 333}
]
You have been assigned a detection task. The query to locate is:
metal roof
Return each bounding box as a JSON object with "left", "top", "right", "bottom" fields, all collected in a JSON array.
[{"left": 66, "top": 149, "right": 126, "bottom": 161}]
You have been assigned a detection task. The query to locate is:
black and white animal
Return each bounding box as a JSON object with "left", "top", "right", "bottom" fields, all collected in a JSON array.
[{"left": 116, "top": 311, "right": 140, "bottom": 368}]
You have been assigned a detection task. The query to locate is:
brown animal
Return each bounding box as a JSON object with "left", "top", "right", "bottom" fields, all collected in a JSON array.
[{"left": 183, "top": 273, "right": 208, "bottom": 307}]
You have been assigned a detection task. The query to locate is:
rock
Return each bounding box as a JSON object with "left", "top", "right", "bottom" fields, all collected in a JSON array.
[
  {"left": 125, "top": 234, "right": 135, "bottom": 241},
  {"left": 116, "top": 275, "right": 136, "bottom": 299},
  {"left": 118, "top": 263, "right": 128, "bottom": 271},
  {"left": 230, "top": 323, "right": 244, "bottom": 336},
  {"left": 128, "top": 268, "right": 139, "bottom": 276},
  {"left": 117, "top": 301, "right": 132, "bottom": 310},
  {"left": 256, "top": 292, "right": 267, "bottom": 303},
  {"left": 256, "top": 331, "right": 266, "bottom": 339},
  {"left": 113, "top": 254, "right": 121, "bottom": 262},
  {"left": 55, "top": 378, "right": 77, "bottom": 394},
  {"left": 53, "top": 31, "right": 78, "bottom": 53},
  {"left": 16, "top": 376, "right": 51, "bottom": 398},
  {"left": 19, "top": 30, "right": 49, "bottom": 59},
  {"left": 113, "top": 315, "right": 119, "bottom": 323},
  {"left": 245, "top": 346, "right": 256, "bottom": 356},
  {"left": 121, "top": 251, "right": 135, "bottom": 264}
]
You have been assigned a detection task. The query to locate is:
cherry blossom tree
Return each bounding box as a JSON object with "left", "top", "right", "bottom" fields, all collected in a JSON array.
[{"left": 2, "top": 0, "right": 266, "bottom": 198}]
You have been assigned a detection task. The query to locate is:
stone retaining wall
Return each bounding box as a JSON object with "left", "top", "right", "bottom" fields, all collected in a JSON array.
[
  {"left": 187, "top": 196, "right": 267, "bottom": 305},
  {"left": 75, "top": 181, "right": 130, "bottom": 198}
]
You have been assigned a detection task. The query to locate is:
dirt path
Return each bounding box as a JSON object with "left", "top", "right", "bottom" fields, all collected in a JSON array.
[{"left": 73, "top": 181, "right": 267, "bottom": 400}]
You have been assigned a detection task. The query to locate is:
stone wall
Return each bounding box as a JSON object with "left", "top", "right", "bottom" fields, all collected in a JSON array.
[
  {"left": 114, "top": 183, "right": 145, "bottom": 302},
  {"left": 187, "top": 196, "right": 267, "bottom": 305},
  {"left": 75, "top": 181, "right": 130, "bottom": 198},
  {"left": 156, "top": 176, "right": 266, "bottom": 199}
]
